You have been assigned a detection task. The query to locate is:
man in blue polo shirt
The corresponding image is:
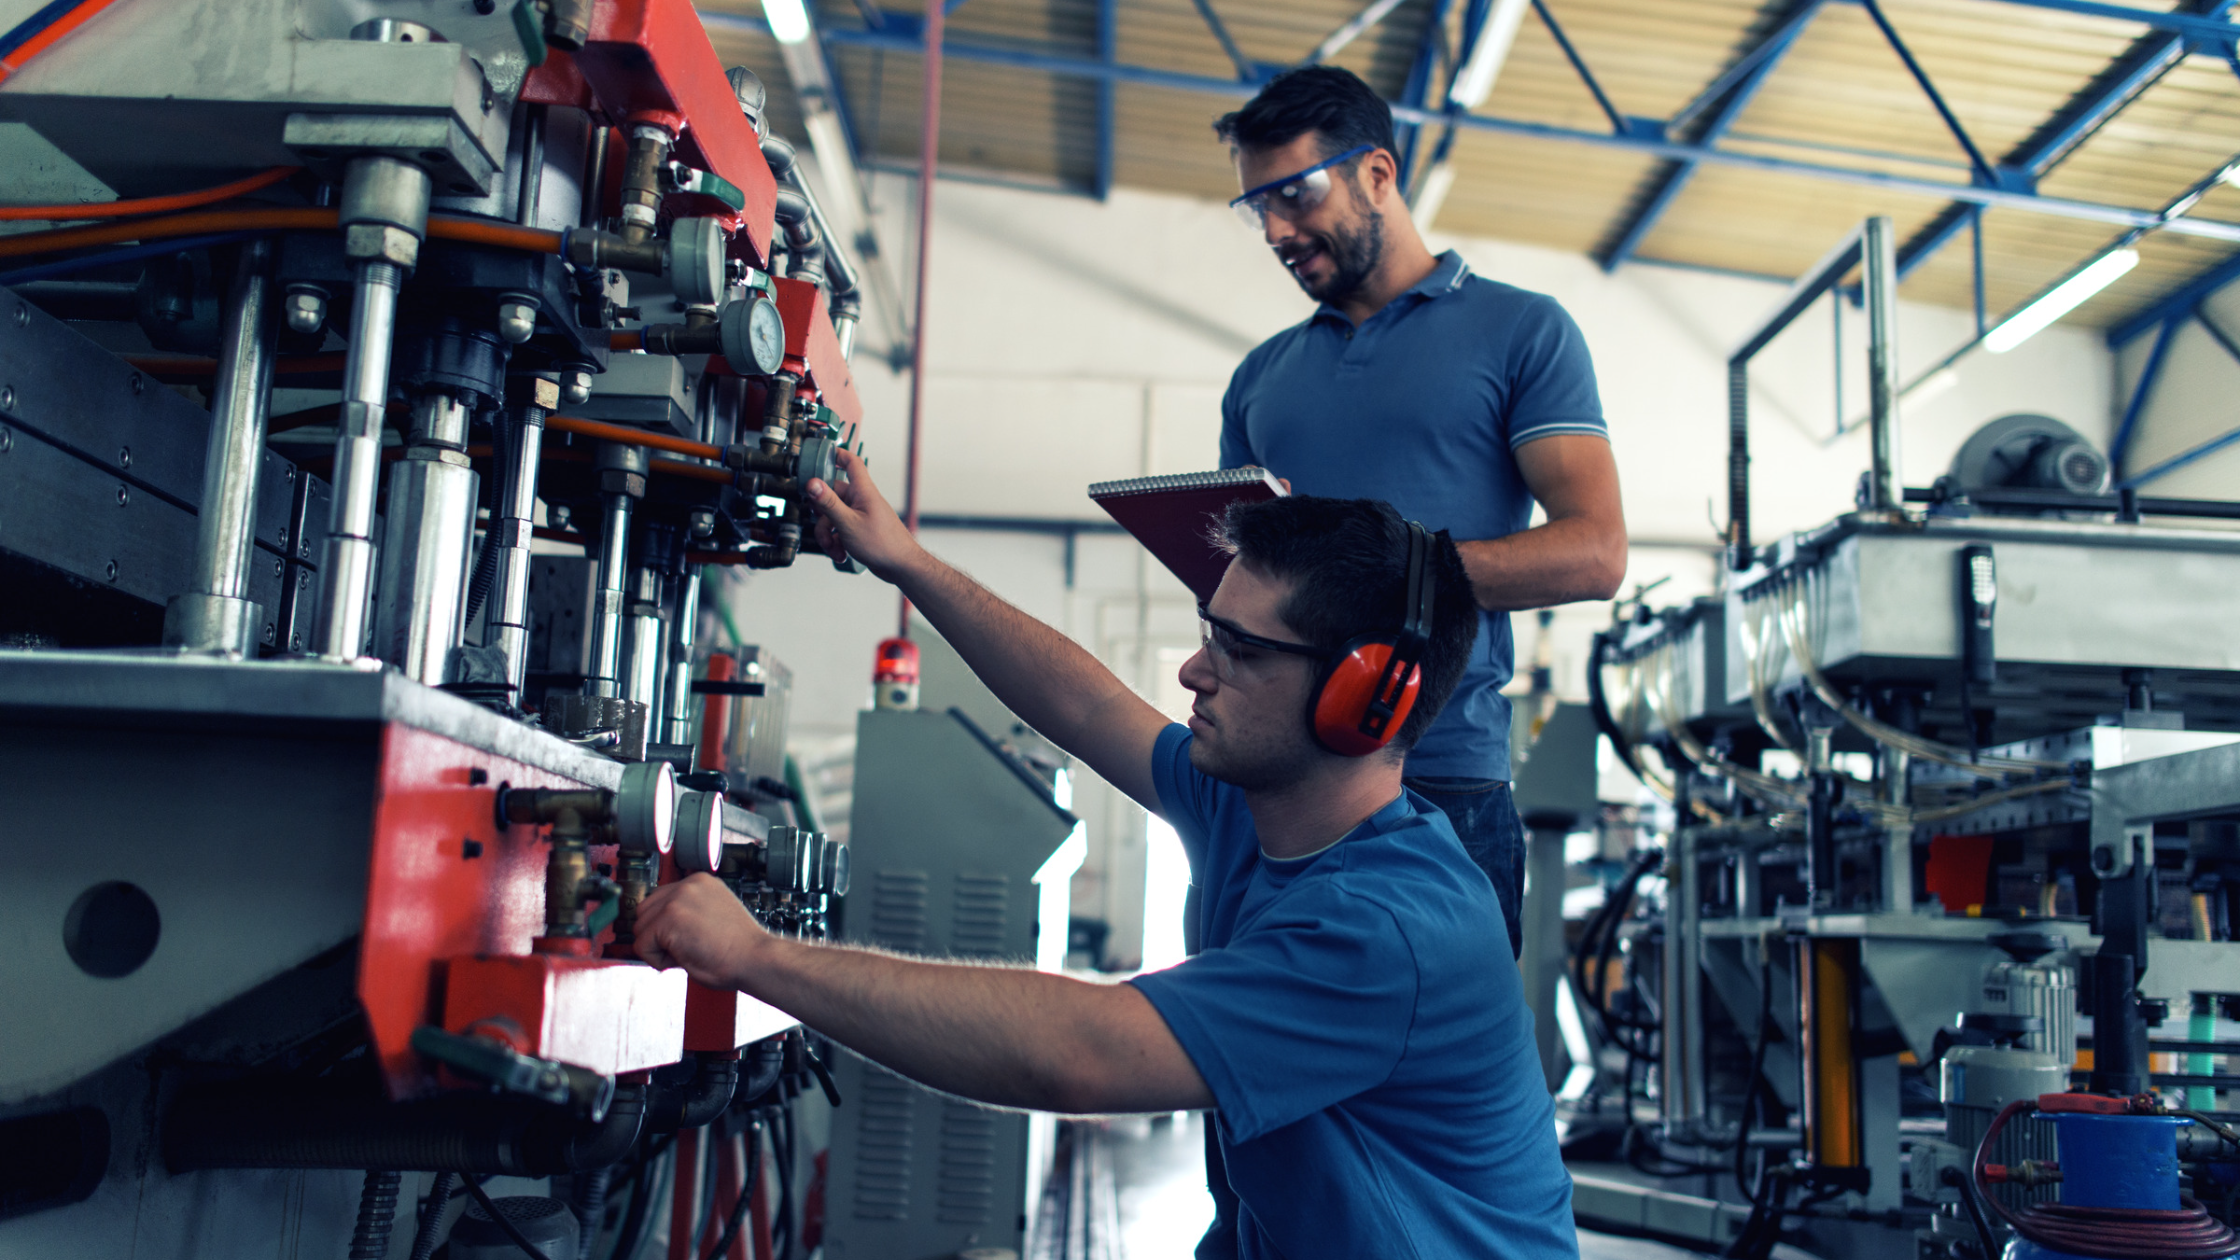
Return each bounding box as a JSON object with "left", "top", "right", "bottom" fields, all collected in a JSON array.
[
  {"left": 636, "top": 449, "right": 1577, "bottom": 1260},
  {"left": 1217, "top": 67, "right": 1629, "bottom": 959}
]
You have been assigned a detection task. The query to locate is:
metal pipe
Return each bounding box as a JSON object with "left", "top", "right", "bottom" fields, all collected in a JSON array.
[
  {"left": 314, "top": 259, "right": 403, "bottom": 659},
  {"left": 586, "top": 495, "right": 634, "bottom": 698},
  {"left": 165, "top": 239, "right": 277, "bottom": 652},
  {"left": 666, "top": 569, "right": 702, "bottom": 745},
  {"left": 372, "top": 392, "right": 480, "bottom": 684},
  {"left": 760, "top": 136, "right": 860, "bottom": 319},
  {"left": 485, "top": 392, "right": 550, "bottom": 697},
  {"left": 899, "top": 0, "right": 943, "bottom": 637},
  {"left": 770, "top": 185, "right": 825, "bottom": 287},
  {"left": 1660, "top": 829, "right": 1706, "bottom": 1136},
  {"left": 624, "top": 566, "right": 665, "bottom": 713},
  {"left": 1861, "top": 215, "right": 1904, "bottom": 512}
]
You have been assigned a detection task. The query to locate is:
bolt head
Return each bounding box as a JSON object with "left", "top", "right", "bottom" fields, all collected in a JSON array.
[
  {"left": 497, "top": 301, "right": 538, "bottom": 345},
  {"left": 689, "top": 509, "right": 716, "bottom": 538},
  {"left": 562, "top": 370, "right": 594, "bottom": 406},
  {"left": 285, "top": 290, "right": 327, "bottom": 335}
]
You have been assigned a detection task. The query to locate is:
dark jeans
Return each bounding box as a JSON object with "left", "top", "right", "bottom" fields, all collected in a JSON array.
[{"left": 1404, "top": 776, "right": 1525, "bottom": 959}]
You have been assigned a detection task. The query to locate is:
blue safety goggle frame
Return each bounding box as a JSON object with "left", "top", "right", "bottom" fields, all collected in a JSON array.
[{"left": 1228, "top": 144, "right": 1375, "bottom": 230}]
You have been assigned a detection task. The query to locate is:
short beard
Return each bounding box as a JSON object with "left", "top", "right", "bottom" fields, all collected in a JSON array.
[
  {"left": 1295, "top": 202, "right": 1385, "bottom": 306},
  {"left": 1187, "top": 725, "right": 1322, "bottom": 793}
]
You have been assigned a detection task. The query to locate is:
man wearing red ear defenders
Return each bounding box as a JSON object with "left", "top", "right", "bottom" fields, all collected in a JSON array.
[{"left": 636, "top": 449, "right": 1576, "bottom": 1260}]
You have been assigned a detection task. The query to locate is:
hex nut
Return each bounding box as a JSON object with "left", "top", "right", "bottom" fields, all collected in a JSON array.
[
  {"left": 285, "top": 289, "right": 328, "bottom": 334},
  {"left": 343, "top": 223, "right": 421, "bottom": 267},
  {"left": 598, "top": 469, "right": 648, "bottom": 499}
]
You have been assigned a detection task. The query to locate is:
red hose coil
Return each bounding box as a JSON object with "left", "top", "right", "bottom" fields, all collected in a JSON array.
[{"left": 1975, "top": 1101, "right": 2240, "bottom": 1260}]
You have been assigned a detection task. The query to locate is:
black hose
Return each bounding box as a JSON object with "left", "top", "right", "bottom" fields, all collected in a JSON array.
[
  {"left": 608, "top": 1136, "right": 673, "bottom": 1260},
  {"left": 461, "top": 1175, "right": 556, "bottom": 1260},
  {"left": 571, "top": 1165, "right": 612, "bottom": 1260},
  {"left": 1945, "top": 1166, "right": 2003, "bottom": 1260},
  {"left": 703, "top": 1117, "right": 764, "bottom": 1260},
  {"left": 736, "top": 1036, "right": 786, "bottom": 1107},
  {"left": 349, "top": 1170, "right": 402, "bottom": 1260},
  {"left": 1585, "top": 632, "right": 1640, "bottom": 784},
  {"left": 408, "top": 1171, "right": 455, "bottom": 1260},
  {"left": 647, "top": 1055, "right": 742, "bottom": 1133}
]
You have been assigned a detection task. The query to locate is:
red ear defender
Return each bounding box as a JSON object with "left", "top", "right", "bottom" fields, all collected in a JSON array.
[
  {"left": 1311, "top": 640, "right": 1423, "bottom": 756},
  {"left": 1305, "top": 521, "right": 1436, "bottom": 757}
]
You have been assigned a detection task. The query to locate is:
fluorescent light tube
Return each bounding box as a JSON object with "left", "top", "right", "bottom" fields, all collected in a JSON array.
[
  {"left": 1984, "top": 248, "right": 2137, "bottom": 354},
  {"left": 763, "top": 0, "right": 812, "bottom": 45},
  {"left": 1447, "top": 0, "right": 1532, "bottom": 110}
]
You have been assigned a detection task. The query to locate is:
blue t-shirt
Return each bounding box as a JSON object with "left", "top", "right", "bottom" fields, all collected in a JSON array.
[
  {"left": 1220, "top": 251, "right": 1607, "bottom": 780},
  {"left": 1129, "top": 724, "right": 1576, "bottom": 1260}
]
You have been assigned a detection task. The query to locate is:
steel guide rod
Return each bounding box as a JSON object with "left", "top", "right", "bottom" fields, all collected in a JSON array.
[
  {"left": 484, "top": 392, "right": 550, "bottom": 697},
  {"left": 165, "top": 239, "right": 276, "bottom": 653}
]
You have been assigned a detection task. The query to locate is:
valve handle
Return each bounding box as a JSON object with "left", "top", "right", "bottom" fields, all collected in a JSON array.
[{"left": 410, "top": 1026, "right": 615, "bottom": 1121}]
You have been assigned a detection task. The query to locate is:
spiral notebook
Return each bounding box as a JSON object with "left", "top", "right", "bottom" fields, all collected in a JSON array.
[{"left": 1087, "top": 467, "right": 1286, "bottom": 600}]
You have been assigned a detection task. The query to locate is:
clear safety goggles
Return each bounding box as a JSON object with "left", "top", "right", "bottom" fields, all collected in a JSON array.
[
  {"left": 1197, "top": 603, "right": 1329, "bottom": 681},
  {"left": 1228, "top": 144, "right": 1373, "bottom": 232}
]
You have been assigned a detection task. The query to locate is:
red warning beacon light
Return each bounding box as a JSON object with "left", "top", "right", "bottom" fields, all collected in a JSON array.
[{"left": 874, "top": 638, "right": 920, "bottom": 710}]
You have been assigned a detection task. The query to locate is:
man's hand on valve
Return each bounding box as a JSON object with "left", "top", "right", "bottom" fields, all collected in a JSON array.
[
  {"left": 633, "top": 873, "right": 766, "bottom": 991},
  {"left": 804, "top": 447, "right": 924, "bottom": 581}
]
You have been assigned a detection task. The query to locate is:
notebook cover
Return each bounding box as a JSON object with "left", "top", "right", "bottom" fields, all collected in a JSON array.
[{"left": 1087, "top": 467, "right": 1286, "bottom": 600}]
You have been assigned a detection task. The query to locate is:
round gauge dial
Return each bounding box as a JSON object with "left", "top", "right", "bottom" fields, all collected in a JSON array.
[{"left": 721, "top": 291, "right": 788, "bottom": 377}]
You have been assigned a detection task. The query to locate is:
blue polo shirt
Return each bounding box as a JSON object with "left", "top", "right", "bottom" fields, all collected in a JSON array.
[
  {"left": 1220, "top": 251, "right": 1607, "bottom": 780},
  {"left": 1129, "top": 724, "right": 1576, "bottom": 1260}
]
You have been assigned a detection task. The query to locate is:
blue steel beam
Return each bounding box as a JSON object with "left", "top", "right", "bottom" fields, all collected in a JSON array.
[
  {"left": 1094, "top": 0, "right": 1115, "bottom": 200},
  {"left": 1859, "top": 0, "right": 1997, "bottom": 184},
  {"left": 1597, "top": 0, "right": 1825, "bottom": 272},
  {"left": 1968, "top": 0, "right": 2240, "bottom": 46},
  {"left": 1190, "top": 0, "right": 1259, "bottom": 82},
  {"left": 2123, "top": 423, "right": 2240, "bottom": 487},
  {"left": 1392, "top": 0, "right": 1454, "bottom": 189},
  {"left": 1531, "top": 0, "right": 1630, "bottom": 136},
  {"left": 2107, "top": 248, "right": 2240, "bottom": 346},
  {"left": 1889, "top": 4, "right": 2223, "bottom": 280},
  {"left": 706, "top": 14, "right": 2240, "bottom": 246},
  {"left": 2195, "top": 302, "right": 2240, "bottom": 364},
  {"left": 2110, "top": 316, "right": 2182, "bottom": 476}
]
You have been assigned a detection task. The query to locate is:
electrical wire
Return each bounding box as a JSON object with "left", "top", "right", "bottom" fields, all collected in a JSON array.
[
  {"left": 0, "top": 0, "right": 124, "bottom": 86},
  {"left": 703, "top": 1117, "right": 764, "bottom": 1260},
  {"left": 0, "top": 165, "right": 299, "bottom": 220}
]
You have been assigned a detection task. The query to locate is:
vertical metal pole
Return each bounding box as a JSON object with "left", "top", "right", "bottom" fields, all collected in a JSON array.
[
  {"left": 587, "top": 492, "right": 636, "bottom": 698},
  {"left": 372, "top": 392, "right": 480, "bottom": 685},
  {"left": 898, "top": 0, "right": 944, "bottom": 638},
  {"left": 1861, "top": 214, "right": 1904, "bottom": 513},
  {"left": 1726, "top": 360, "right": 1750, "bottom": 570},
  {"left": 1831, "top": 289, "right": 1844, "bottom": 435},
  {"left": 1971, "top": 206, "right": 1986, "bottom": 337},
  {"left": 625, "top": 566, "right": 666, "bottom": 712},
  {"left": 1520, "top": 823, "right": 1570, "bottom": 1090},
  {"left": 485, "top": 387, "right": 551, "bottom": 697},
  {"left": 314, "top": 259, "right": 403, "bottom": 659},
  {"left": 666, "top": 569, "right": 703, "bottom": 745},
  {"left": 165, "top": 240, "right": 277, "bottom": 652},
  {"left": 1660, "top": 829, "right": 1705, "bottom": 1137},
  {"left": 315, "top": 154, "right": 431, "bottom": 659}
]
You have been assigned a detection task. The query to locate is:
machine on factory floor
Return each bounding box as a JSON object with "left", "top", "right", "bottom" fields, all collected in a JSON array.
[
  {"left": 823, "top": 655, "right": 1086, "bottom": 1260},
  {"left": 0, "top": 0, "right": 868, "bottom": 1254},
  {"left": 1571, "top": 217, "right": 2240, "bottom": 1260}
]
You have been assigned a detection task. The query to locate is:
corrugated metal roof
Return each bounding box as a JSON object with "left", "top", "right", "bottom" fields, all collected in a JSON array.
[{"left": 696, "top": 0, "right": 2240, "bottom": 338}]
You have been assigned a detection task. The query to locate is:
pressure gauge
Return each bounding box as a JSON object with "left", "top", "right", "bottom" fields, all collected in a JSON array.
[
  {"left": 670, "top": 790, "right": 725, "bottom": 876},
  {"left": 614, "top": 760, "right": 677, "bottom": 855},
  {"left": 719, "top": 290, "right": 787, "bottom": 377}
]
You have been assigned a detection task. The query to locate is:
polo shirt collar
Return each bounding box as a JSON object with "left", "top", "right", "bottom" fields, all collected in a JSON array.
[{"left": 1311, "top": 249, "right": 1471, "bottom": 327}]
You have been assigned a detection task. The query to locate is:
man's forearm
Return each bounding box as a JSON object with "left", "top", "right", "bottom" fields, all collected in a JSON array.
[
  {"left": 743, "top": 937, "right": 1184, "bottom": 1113},
  {"left": 1456, "top": 516, "right": 1627, "bottom": 611},
  {"left": 888, "top": 551, "right": 1141, "bottom": 755}
]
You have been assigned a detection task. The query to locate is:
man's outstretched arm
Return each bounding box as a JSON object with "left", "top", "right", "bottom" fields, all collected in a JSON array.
[
  {"left": 805, "top": 449, "right": 1167, "bottom": 812},
  {"left": 637, "top": 875, "right": 1212, "bottom": 1115}
]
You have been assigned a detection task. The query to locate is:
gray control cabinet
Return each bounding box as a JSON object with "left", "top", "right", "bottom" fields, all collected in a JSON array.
[{"left": 823, "top": 706, "right": 1078, "bottom": 1260}]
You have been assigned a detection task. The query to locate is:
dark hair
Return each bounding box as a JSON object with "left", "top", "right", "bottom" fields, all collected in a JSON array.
[
  {"left": 1212, "top": 66, "right": 1396, "bottom": 165},
  {"left": 1218, "top": 496, "right": 1478, "bottom": 754}
]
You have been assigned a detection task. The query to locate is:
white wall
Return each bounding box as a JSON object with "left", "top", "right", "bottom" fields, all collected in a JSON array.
[{"left": 714, "top": 174, "right": 2113, "bottom": 965}]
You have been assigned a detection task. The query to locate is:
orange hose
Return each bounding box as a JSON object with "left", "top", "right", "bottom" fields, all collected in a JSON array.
[
  {"left": 0, "top": 207, "right": 335, "bottom": 259},
  {"left": 610, "top": 330, "right": 644, "bottom": 351},
  {"left": 0, "top": 0, "right": 125, "bottom": 86},
  {"left": 425, "top": 216, "right": 565, "bottom": 255},
  {"left": 0, "top": 166, "right": 300, "bottom": 222},
  {"left": 547, "top": 414, "right": 725, "bottom": 462},
  {"left": 653, "top": 457, "right": 732, "bottom": 484},
  {"left": 0, "top": 208, "right": 565, "bottom": 260}
]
